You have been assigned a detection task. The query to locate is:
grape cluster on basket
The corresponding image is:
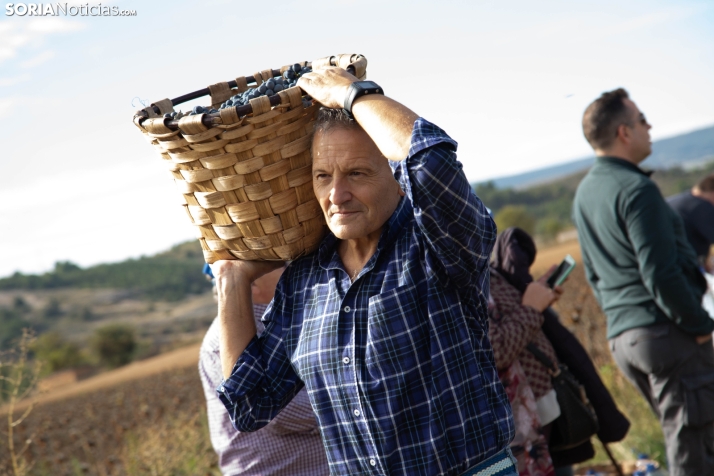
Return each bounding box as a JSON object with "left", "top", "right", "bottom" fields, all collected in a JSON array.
[{"left": 164, "top": 64, "right": 313, "bottom": 119}]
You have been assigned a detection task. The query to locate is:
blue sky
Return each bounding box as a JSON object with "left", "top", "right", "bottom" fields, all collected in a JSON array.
[{"left": 1, "top": 0, "right": 713, "bottom": 276}]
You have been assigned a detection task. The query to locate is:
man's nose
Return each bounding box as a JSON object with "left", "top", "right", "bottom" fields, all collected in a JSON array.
[{"left": 329, "top": 176, "right": 351, "bottom": 205}]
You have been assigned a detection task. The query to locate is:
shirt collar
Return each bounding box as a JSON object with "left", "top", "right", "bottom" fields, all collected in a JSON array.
[
  {"left": 596, "top": 155, "right": 654, "bottom": 177},
  {"left": 317, "top": 196, "right": 412, "bottom": 272}
]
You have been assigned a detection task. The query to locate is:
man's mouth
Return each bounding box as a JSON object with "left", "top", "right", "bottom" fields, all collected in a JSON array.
[{"left": 330, "top": 210, "right": 359, "bottom": 219}]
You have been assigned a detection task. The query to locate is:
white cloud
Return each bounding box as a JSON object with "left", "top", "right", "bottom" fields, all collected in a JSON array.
[
  {"left": 0, "top": 74, "right": 31, "bottom": 87},
  {"left": 0, "top": 17, "right": 84, "bottom": 65},
  {"left": 25, "top": 16, "right": 85, "bottom": 34},
  {"left": 20, "top": 50, "right": 55, "bottom": 68},
  {"left": 0, "top": 97, "right": 16, "bottom": 119}
]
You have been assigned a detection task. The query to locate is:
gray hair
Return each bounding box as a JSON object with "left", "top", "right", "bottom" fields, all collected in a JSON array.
[{"left": 313, "top": 107, "right": 361, "bottom": 135}]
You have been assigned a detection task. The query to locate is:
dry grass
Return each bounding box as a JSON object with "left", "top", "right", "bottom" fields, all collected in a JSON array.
[
  {"left": 121, "top": 411, "right": 218, "bottom": 476},
  {"left": 1, "top": 364, "right": 217, "bottom": 475},
  {"left": 587, "top": 364, "right": 667, "bottom": 469}
]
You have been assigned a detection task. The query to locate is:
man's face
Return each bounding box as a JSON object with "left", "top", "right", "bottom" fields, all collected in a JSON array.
[
  {"left": 312, "top": 127, "right": 404, "bottom": 241},
  {"left": 623, "top": 98, "right": 652, "bottom": 163}
]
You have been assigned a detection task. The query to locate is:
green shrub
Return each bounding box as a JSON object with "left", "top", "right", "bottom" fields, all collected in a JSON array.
[
  {"left": 494, "top": 205, "right": 536, "bottom": 236},
  {"left": 536, "top": 217, "right": 565, "bottom": 242},
  {"left": 42, "top": 298, "right": 63, "bottom": 318},
  {"left": 92, "top": 324, "right": 136, "bottom": 369},
  {"left": 31, "top": 332, "right": 83, "bottom": 374},
  {"left": 0, "top": 307, "right": 31, "bottom": 350}
]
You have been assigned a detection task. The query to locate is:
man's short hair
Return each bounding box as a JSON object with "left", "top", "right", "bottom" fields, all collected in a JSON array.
[
  {"left": 695, "top": 173, "right": 714, "bottom": 193},
  {"left": 313, "top": 107, "right": 361, "bottom": 136},
  {"left": 582, "top": 88, "right": 632, "bottom": 150}
]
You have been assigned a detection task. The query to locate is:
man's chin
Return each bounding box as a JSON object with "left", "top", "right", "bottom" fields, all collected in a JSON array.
[
  {"left": 328, "top": 222, "right": 366, "bottom": 241},
  {"left": 330, "top": 228, "right": 361, "bottom": 241}
]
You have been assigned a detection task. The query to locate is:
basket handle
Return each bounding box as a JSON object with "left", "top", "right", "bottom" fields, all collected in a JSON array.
[
  {"left": 134, "top": 54, "right": 367, "bottom": 131},
  {"left": 311, "top": 54, "right": 367, "bottom": 80}
]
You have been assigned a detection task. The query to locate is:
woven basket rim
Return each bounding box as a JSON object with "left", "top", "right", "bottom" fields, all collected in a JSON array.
[{"left": 133, "top": 54, "right": 367, "bottom": 131}]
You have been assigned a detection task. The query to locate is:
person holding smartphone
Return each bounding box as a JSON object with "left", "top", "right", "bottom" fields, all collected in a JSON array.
[
  {"left": 487, "top": 227, "right": 630, "bottom": 476},
  {"left": 487, "top": 227, "right": 564, "bottom": 476}
]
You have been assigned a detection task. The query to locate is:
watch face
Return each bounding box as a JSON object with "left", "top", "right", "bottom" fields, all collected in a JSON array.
[
  {"left": 344, "top": 81, "right": 383, "bottom": 114},
  {"left": 359, "top": 81, "right": 381, "bottom": 92}
]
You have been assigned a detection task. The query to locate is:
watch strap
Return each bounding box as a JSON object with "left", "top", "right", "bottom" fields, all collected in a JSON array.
[{"left": 343, "top": 81, "right": 384, "bottom": 119}]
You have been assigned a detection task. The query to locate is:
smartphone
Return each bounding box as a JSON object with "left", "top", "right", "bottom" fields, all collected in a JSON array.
[{"left": 546, "top": 254, "right": 576, "bottom": 289}]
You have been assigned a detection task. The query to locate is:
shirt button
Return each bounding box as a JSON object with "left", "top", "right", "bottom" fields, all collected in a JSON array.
[
  {"left": 343, "top": 305, "right": 351, "bottom": 313},
  {"left": 354, "top": 409, "right": 360, "bottom": 417},
  {"left": 370, "top": 459, "right": 376, "bottom": 466},
  {"left": 343, "top": 357, "right": 350, "bottom": 364}
]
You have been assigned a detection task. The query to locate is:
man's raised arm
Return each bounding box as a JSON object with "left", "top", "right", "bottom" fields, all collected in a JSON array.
[
  {"left": 298, "top": 67, "right": 419, "bottom": 161},
  {"left": 212, "top": 260, "right": 284, "bottom": 379}
]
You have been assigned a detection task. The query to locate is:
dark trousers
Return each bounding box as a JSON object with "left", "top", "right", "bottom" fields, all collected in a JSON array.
[{"left": 610, "top": 322, "right": 714, "bottom": 476}]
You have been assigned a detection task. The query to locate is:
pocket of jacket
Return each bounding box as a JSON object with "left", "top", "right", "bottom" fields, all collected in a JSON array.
[{"left": 681, "top": 370, "right": 714, "bottom": 426}]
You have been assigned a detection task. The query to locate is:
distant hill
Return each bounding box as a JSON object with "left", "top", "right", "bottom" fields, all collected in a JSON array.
[
  {"left": 478, "top": 124, "right": 714, "bottom": 190},
  {"left": 475, "top": 157, "right": 714, "bottom": 241},
  {"left": 0, "top": 241, "right": 210, "bottom": 301}
]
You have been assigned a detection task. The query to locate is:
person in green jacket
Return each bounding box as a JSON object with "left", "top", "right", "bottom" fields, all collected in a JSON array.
[{"left": 573, "top": 88, "right": 714, "bottom": 476}]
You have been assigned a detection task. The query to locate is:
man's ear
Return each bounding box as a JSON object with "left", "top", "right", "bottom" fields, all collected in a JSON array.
[{"left": 616, "top": 123, "right": 631, "bottom": 145}]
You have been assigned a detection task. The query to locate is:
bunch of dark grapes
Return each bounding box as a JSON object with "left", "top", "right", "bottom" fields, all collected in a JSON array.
[{"left": 164, "top": 64, "right": 313, "bottom": 119}]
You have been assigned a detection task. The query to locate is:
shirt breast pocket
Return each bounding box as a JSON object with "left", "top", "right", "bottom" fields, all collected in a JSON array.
[{"left": 365, "top": 283, "right": 431, "bottom": 384}]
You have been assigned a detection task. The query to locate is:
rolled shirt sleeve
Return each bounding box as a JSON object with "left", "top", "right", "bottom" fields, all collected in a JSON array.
[{"left": 394, "top": 118, "right": 496, "bottom": 302}]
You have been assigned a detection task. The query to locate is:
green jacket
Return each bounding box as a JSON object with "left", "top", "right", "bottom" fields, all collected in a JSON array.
[{"left": 573, "top": 156, "right": 713, "bottom": 339}]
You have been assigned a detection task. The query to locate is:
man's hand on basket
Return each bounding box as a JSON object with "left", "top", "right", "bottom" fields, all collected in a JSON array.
[
  {"left": 298, "top": 67, "right": 358, "bottom": 109},
  {"left": 211, "top": 259, "right": 284, "bottom": 288}
]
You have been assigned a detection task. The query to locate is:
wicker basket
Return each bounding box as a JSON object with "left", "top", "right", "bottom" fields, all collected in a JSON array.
[{"left": 133, "top": 54, "right": 367, "bottom": 263}]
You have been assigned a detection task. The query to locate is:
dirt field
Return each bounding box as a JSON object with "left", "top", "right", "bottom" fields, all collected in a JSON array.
[
  {"left": 0, "top": 347, "right": 211, "bottom": 475},
  {"left": 6, "top": 343, "right": 202, "bottom": 414},
  {"left": 532, "top": 238, "right": 582, "bottom": 275}
]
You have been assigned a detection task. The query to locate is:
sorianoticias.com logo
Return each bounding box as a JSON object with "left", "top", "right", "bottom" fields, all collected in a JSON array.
[{"left": 5, "top": 3, "right": 137, "bottom": 16}]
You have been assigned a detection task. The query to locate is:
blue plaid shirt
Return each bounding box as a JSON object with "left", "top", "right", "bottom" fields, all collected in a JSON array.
[{"left": 218, "top": 118, "right": 514, "bottom": 475}]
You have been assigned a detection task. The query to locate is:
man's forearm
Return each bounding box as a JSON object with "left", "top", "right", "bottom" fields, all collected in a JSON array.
[
  {"left": 217, "top": 274, "right": 257, "bottom": 379},
  {"left": 351, "top": 94, "right": 419, "bottom": 162},
  {"left": 298, "top": 67, "right": 419, "bottom": 161}
]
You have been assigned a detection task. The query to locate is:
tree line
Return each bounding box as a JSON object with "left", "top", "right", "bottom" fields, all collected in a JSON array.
[
  {"left": 0, "top": 241, "right": 211, "bottom": 302},
  {"left": 475, "top": 160, "right": 714, "bottom": 240}
]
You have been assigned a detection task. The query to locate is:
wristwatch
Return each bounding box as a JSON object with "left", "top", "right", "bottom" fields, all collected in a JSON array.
[{"left": 343, "top": 81, "right": 384, "bottom": 119}]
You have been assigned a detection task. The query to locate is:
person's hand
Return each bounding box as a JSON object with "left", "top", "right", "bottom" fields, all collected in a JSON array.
[
  {"left": 211, "top": 260, "right": 285, "bottom": 288},
  {"left": 297, "top": 67, "right": 359, "bottom": 109},
  {"left": 696, "top": 334, "right": 713, "bottom": 345},
  {"left": 522, "top": 281, "right": 558, "bottom": 313},
  {"left": 535, "top": 264, "right": 568, "bottom": 297}
]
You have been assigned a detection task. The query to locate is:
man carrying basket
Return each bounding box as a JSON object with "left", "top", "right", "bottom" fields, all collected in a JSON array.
[{"left": 212, "top": 66, "right": 516, "bottom": 476}]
